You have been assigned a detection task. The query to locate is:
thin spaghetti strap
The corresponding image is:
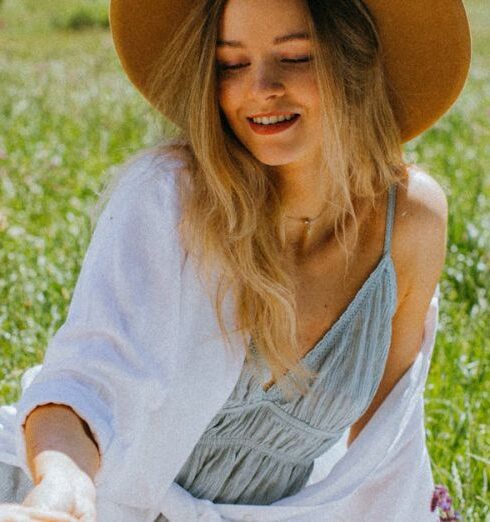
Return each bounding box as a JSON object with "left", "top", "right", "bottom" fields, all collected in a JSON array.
[{"left": 383, "top": 183, "right": 397, "bottom": 256}]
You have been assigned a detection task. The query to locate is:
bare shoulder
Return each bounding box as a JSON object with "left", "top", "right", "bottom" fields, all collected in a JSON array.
[
  {"left": 398, "top": 165, "right": 448, "bottom": 223},
  {"left": 388, "top": 164, "right": 448, "bottom": 383},
  {"left": 387, "top": 164, "right": 448, "bottom": 380},
  {"left": 348, "top": 168, "right": 448, "bottom": 445},
  {"left": 392, "top": 165, "right": 448, "bottom": 306}
]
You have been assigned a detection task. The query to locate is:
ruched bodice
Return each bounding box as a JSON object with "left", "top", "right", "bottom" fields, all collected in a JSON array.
[{"left": 173, "top": 183, "right": 398, "bottom": 506}]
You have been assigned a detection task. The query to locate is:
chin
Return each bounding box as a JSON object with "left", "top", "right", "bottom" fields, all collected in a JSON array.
[
  {"left": 257, "top": 157, "right": 295, "bottom": 167},
  {"left": 250, "top": 151, "right": 301, "bottom": 167},
  {"left": 239, "top": 142, "right": 297, "bottom": 164}
]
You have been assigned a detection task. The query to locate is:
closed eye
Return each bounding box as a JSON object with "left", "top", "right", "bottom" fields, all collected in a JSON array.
[
  {"left": 218, "top": 57, "right": 312, "bottom": 71},
  {"left": 284, "top": 57, "right": 312, "bottom": 64}
]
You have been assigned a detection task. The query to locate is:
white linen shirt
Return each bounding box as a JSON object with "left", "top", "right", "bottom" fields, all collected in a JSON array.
[{"left": 0, "top": 151, "right": 439, "bottom": 521}]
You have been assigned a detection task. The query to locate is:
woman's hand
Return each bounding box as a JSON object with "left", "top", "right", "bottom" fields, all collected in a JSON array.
[
  {"left": 23, "top": 467, "right": 96, "bottom": 521},
  {"left": 0, "top": 503, "right": 78, "bottom": 521},
  {"left": 0, "top": 459, "right": 97, "bottom": 522},
  {"left": 23, "top": 465, "right": 96, "bottom": 522},
  {"left": 20, "top": 438, "right": 98, "bottom": 522}
]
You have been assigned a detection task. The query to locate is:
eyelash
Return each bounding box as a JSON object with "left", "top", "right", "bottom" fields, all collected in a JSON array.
[{"left": 218, "top": 56, "right": 312, "bottom": 72}]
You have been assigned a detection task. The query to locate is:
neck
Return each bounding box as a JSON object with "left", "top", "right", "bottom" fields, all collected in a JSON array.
[{"left": 272, "top": 159, "right": 338, "bottom": 257}]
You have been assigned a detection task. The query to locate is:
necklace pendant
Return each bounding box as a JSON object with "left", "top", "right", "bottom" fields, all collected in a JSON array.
[{"left": 303, "top": 217, "right": 311, "bottom": 232}]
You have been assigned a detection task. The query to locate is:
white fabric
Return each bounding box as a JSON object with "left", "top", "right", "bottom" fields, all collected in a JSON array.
[{"left": 0, "top": 151, "right": 439, "bottom": 521}]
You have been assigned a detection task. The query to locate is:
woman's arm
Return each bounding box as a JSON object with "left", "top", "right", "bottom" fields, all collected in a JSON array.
[{"left": 24, "top": 403, "right": 101, "bottom": 484}]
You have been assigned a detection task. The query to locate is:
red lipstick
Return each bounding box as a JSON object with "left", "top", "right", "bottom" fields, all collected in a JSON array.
[{"left": 248, "top": 114, "right": 301, "bottom": 135}]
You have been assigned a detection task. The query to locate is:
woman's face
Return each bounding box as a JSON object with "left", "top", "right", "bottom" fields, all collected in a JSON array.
[{"left": 216, "top": 0, "right": 322, "bottom": 168}]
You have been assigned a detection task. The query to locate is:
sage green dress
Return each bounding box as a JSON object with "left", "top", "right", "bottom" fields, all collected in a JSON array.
[{"left": 172, "top": 183, "right": 398, "bottom": 506}]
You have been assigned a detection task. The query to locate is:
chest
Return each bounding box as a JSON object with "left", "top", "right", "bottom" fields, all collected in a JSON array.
[{"left": 291, "top": 229, "right": 388, "bottom": 359}]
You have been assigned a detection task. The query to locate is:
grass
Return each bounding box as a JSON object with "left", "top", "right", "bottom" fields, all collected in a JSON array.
[{"left": 0, "top": 0, "right": 489, "bottom": 519}]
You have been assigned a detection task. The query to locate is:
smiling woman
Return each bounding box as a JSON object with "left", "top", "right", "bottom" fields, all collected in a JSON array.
[
  {"left": 143, "top": 0, "right": 430, "bottom": 398},
  {"left": 0, "top": 0, "right": 472, "bottom": 520}
]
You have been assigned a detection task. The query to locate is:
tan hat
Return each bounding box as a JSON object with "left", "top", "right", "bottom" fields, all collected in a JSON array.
[{"left": 109, "top": 0, "right": 472, "bottom": 143}]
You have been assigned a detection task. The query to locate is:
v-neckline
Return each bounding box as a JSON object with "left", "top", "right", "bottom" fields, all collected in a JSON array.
[{"left": 257, "top": 252, "right": 394, "bottom": 397}]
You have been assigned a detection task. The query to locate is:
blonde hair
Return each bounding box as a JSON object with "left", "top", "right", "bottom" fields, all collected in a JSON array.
[{"left": 96, "top": 0, "right": 408, "bottom": 399}]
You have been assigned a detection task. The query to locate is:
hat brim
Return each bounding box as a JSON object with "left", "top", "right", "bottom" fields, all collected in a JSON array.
[{"left": 109, "top": 0, "right": 471, "bottom": 143}]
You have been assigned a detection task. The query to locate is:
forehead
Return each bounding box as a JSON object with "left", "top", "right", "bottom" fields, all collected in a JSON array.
[{"left": 218, "top": 0, "right": 310, "bottom": 41}]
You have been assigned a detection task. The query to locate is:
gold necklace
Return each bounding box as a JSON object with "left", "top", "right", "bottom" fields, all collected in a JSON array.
[{"left": 284, "top": 203, "right": 329, "bottom": 235}]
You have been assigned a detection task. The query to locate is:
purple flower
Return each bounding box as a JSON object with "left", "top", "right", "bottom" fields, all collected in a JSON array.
[
  {"left": 440, "top": 496, "right": 453, "bottom": 511},
  {"left": 430, "top": 485, "right": 462, "bottom": 521}
]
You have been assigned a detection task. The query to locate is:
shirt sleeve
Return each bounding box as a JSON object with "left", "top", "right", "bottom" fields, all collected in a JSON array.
[{"left": 14, "top": 152, "right": 185, "bottom": 503}]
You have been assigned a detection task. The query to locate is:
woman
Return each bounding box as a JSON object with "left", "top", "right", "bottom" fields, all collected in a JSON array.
[{"left": 0, "top": 0, "right": 470, "bottom": 520}]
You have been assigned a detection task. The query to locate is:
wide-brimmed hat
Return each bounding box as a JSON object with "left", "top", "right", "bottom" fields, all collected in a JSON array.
[{"left": 109, "top": 0, "right": 471, "bottom": 143}]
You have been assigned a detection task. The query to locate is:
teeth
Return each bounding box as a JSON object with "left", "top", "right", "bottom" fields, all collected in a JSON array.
[{"left": 251, "top": 114, "right": 296, "bottom": 125}]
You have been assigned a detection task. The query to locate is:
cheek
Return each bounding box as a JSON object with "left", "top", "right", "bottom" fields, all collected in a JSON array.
[{"left": 297, "top": 73, "right": 321, "bottom": 106}]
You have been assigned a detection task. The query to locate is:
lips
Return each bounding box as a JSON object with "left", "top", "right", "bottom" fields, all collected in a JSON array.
[{"left": 248, "top": 114, "right": 301, "bottom": 135}]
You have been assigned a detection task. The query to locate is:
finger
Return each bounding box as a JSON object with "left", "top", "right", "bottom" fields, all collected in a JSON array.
[
  {"left": 21, "top": 493, "right": 78, "bottom": 521},
  {"left": 31, "top": 516, "right": 79, "bottom": 522},
  {"left": 25, "top": 508, "right": 73, "bottom": 519},
  {"left": 19, "top": 506, "right": 78, "bottom": 522},
  {"left": 29, "top": 516, "right": 78, "bottom": 522},
  {"left": 32, "top": 510, "right": 78, "bottom": 522}
]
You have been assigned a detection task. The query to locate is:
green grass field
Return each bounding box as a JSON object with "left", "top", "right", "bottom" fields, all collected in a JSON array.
[{"left": 0, "top": 1, "right": 488, "bottom": 519}]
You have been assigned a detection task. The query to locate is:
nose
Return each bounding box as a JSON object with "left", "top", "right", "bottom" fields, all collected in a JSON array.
[{"left": 248, "top": 61, "right": 286, "bottom": 99}]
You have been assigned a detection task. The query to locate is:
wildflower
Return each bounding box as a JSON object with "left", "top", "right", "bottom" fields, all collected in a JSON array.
[{"left": 430, "top": 485, "right": 462, "bottom": 521}]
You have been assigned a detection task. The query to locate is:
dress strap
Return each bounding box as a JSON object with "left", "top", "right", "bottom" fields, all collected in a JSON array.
[{"left": 383, "top": 183, "right": 397, "bottom": 256}]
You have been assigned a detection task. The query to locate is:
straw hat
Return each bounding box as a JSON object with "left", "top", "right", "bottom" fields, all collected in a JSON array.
[{"left": 109, "top": 0, "right": 472, "bottom": 143}]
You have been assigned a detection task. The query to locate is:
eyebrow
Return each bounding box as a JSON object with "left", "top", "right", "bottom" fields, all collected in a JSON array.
[{"left": 217, "top": 31, "right": 310, "bottom": 48}]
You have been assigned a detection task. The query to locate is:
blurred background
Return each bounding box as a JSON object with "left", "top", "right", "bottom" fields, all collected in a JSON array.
[{"left": 0, "top": 1, "right": 488, "bottom": 519}]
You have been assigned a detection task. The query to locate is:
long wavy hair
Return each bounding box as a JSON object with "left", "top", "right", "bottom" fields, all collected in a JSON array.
[{"left": 94, "top": 0, "right": 408, "bottom": 399}]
